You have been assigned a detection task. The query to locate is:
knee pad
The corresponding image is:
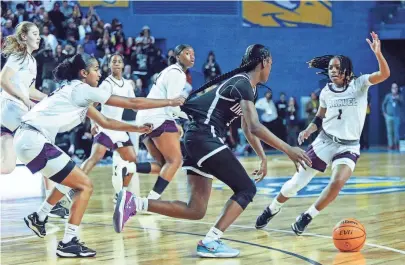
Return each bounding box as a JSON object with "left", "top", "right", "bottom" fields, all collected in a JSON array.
[
  {"left": 280, "top": 167, "right": 317, "bottom": 198},
  {"left": 230, "top": 180, "right": 257, "bottom": 210}
]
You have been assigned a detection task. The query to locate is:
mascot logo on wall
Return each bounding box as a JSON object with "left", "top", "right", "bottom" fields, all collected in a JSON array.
[{"left": 242, "top": 0, "right": 332, "bottom": 27}]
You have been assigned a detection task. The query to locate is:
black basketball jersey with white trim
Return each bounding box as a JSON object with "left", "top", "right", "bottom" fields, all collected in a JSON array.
[{"left": 182, "top": 73, "right": 256, "bottom": 137}]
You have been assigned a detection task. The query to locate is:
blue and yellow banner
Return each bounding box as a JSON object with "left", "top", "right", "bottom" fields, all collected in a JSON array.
[
  {"left": 78, "top": 0, "right": 128, "bottom": 8},
  {"left": 242, "top": 0, "right": 332, "bottom": 27}
]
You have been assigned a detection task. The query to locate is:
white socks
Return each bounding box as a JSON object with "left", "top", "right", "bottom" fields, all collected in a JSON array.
[
  {"left": 147, "top": 190, "right": 161, "bottom": 200},
  {"left": 269, "top": 198, "right": 284, "bottom": 213},
  {"left": 305, "top": 204, "right": 320, "bottom": 218},
  {"left": 37, "top": 201, "right": 54, "bottom": 221},
  {"left": 45, "top": 189, "right": 51, "bottom": 198},
  {"left": 62, "top": 223, "right": 79, "bottom": 243},
  {"left": 127, "top": 162, "right": 136, "bottom": 174},
  {"left": 134, "top": 196, "right": 149, "bottom": 212},
  {"left": 202, "top": 227, "right": 223, "bottom": 244}
]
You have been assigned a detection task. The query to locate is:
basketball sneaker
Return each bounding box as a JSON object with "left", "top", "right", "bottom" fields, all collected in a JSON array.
[
  {"left": 291, "top": 213, "right": 312, "bottom": 236},
  {"left": 56, "top": 237, "right": 96, "bottom": 258},
  {"left": 255, "top": 207, "right": 280, "bottom": 229},
  {"left": 24, "top": 212, "right": 47, "bottom": 238},
  {"left": 113, "top": 190, "right": 137, "bottom": 233},
  {"left": 196, "top": 240, "right": 240, "bottom": 258},
  {"left": 48, "top": 201, "right": 70, "bottom": 219}
]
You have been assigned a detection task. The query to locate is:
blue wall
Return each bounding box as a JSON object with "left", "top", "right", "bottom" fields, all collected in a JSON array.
[{"left": 87, "top": 1, "right": 387, "bottom": 144}]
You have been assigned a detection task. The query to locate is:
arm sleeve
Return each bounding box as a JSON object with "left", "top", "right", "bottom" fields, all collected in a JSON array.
[
  {"left": 72, "top": 81, "right": 113, "bottom": 107},
  {"left": 230, "top": 77, "right": 255, "bottom": 101}
]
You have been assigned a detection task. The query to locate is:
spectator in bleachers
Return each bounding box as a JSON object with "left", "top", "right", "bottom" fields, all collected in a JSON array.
[
  {"left": 136, "top": 25, "right": 155, "bottom": 51},
  {"left": 275, "top": 92, "right": 287, "bottom": 141},
  {"left": 203, "top": 51, "right": 221, "bottom": 82},
  {"left": 48, "top": 2, "right": 65, "bottom": 39},
  {"left": 60, "top": 1, "right": 73, "bottom": 18},
  {"left": 2, "top": 19, "right": 14, "bottom": 37},
  {"left": 78, "top": 18, "right": 91, "bottom": 41},
  {"left": 286, "top": 97, "right": 299, "bottom": 146},
  {"left": 72, "top": 3, "right": 82, "bottom": 22},
  {"left": 382, "top": 82, "right": 403, "bottom": 149},
  {"left": 255, "top": 91, "right": 278, "bottom": 149},
  {"left": 41, "top": 25, "right": 57, "bottom": 52}
]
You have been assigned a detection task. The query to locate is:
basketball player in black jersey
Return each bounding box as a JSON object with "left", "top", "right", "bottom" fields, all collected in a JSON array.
[{"left": 113, "top": 44, "right": 312, "bottom": 258}]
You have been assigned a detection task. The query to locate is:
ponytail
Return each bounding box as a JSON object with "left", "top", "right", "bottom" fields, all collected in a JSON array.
[
  {"left": 187, "top": 44, "right": 270, "bottom": 100},
  {"left": 2, "top": 22, "right": 37, "bottom": 60},
  {"left": 53, "top": 53, "right": 96, "bottom": 82},
  {"left": 168, "top": 56, "right": 177, "bottom": 65},
  {"left": 187, "top": 57, "right": 262, "bottom": 99}
]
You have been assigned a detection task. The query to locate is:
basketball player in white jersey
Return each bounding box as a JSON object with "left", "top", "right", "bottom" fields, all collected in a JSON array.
[
  {"left": 256, "top": 32, "right": 390, "bottom": 235},
  {"left": 0, "top": 22, "right": 46, "bottom": 173},
  {"left": 80, "top": 54, "right": 139, "bottom": 196},
  {"left": 118, "top": 44, "right": 194, "bottom": 201},
  {"left": 17, "top": 53, "right": 185, "bottom": 258},
  {"left": 0, "top": 22, "right": 71, "bottom": 218}
]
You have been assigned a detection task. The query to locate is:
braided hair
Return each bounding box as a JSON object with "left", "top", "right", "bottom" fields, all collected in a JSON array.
[
  {"left": 187, "top": 44, "right": 271, "bottom": 99},
  {"left": 307, "top": 55, "right": 355, "bottom": 88}
]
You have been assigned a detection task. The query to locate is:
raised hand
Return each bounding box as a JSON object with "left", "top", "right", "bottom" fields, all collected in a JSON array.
[{"left": 366, "top": 31, "right": 381, "bottom": 55}]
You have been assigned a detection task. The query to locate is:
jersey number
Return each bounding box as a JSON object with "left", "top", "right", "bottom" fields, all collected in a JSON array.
[{"left": 337, "top": 109, "right": 343, "bottom": 120}]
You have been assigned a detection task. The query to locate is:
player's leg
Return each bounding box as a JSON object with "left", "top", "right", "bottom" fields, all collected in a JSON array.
[
  {"left": 256, "top": 139, "right": 329, "bottom": 229},
  {"left": 291, "top": 151, "right": 358, "bottom": 236},
  {"left": 147, "top": 131, "right": 182, "bottom": 199},
  {"left": 14, "top": 130, "right": 96, "bottom": 257},
  {"left": 81, "top": 142, "right": 108, "bottom": 174},
  {"left": 43, "top": 177, "right": 71, "bottom": 219},
  {"left": 0, "top": 132, "right": 17, "bottom": 174}
]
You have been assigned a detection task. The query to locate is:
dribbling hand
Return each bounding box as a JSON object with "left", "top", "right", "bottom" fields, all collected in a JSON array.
[
  {"left": 253, "top": 159, "right": 268, "bottom": 183},
  {"left": 298, "top": 129, "right": 312, "bottom": 145}
]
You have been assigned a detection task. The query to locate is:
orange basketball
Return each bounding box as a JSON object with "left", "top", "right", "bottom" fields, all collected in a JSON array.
[{"left": 332, "top": 218, "right": 366, "bottom": 252}]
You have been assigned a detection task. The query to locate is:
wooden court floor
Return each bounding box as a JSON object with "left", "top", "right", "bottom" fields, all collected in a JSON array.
[{"left": 1, "top": 152, "right": 405, "bottom": 265}]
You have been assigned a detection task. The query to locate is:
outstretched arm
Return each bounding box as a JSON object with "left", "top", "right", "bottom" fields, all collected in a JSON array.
[
  {"left": 366, "top": 32, "right": 390, "bottom": 85},
  {"left": 240, "top": 100, "right": 312, "bottom": 172},
  {"left": 29, "top": 84, "right": 47, "bottom": 101},
  {"left": 86, "top": 106, "right": 152, "bottom": 133},
  {"left": 105, "top": 95, "right": 185, "bottom": 110}
]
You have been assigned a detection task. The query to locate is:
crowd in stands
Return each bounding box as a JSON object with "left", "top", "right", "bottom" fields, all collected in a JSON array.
[{"left": 1, "top": 1, "right": 403, "bottom": 162}]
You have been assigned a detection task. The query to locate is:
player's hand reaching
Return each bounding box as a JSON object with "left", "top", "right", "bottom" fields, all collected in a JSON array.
[
  {"left": 286, "top": 146, "right": 312, "bottom": 172},
  {"left": 23, "top": 97, "right": 36, "bottom": 110},
  {"left": 298, "top": 129, "right": 312, "bottom": 145},
  {"left": 137, "top": 123, "right": 153, "bottom": 134},
  {"left": 91, "top": 124, "right": 99, "bottom": 136},
  {"left": 366, "top": 31, "right": 381, "bottom": 55},
  {"left": 169, "top": 96, "right": 186, "bottom": 107},
  {"left": 253, "top": 158, "right": 268, "bottom": 183}
]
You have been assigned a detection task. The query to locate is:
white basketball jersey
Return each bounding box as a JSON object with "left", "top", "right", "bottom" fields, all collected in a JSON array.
[
  {"left": 136, "top": 63, "right": 186, "bottom": 126},
  {"left": 320, "top": 74, "right": 372, "bottom": 140},
  {"left": 22, "top": 80, "right": 112, "bottom": 142},
  {"left": 1, "top": 54, "right": 37, "bottom": 109},
  {"left": 100, "top": 75, "right": 135, "bottom": 121}
]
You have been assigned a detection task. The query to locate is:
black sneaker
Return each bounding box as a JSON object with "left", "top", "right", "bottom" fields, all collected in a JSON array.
[
  {"left": 24, "top": 212, "right": 47, "bottom": 238},
  {"left": 255, "top": 207, "right": 280, "bottom": 229},
  {"left": 291, "top": 213, "right": 312, "bottom": 236},
  {"left": 48, "top": 202, "right": 69, "bottom": 219},
  {"left": 56, "top": 237, "right": 96, "bottom": 258}
]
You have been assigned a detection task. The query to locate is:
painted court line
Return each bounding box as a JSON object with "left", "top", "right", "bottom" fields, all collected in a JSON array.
[
  {"left": 2, "top": 222, "right": 59, "bottom": 243},
  {"left": 161, "top": 218, "right": 405, "bottom": 255}
]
